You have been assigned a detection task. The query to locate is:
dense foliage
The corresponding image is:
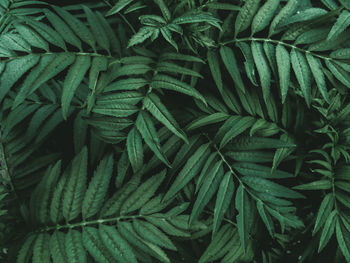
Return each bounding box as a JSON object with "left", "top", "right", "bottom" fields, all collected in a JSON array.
[{"left": 1, "top": 0, "right": 350, "bottom": 262}]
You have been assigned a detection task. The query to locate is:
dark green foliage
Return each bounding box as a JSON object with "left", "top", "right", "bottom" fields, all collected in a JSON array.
[{"left": 1, "top": 0, "right": 350, "bottom": 262}]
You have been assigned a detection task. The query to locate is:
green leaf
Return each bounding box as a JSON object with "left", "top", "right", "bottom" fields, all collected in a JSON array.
[
  {"left": 0, "top": 54, "right": 39, "bottom": 103},
  {"left": 118, "top": 221, "right": 170, "bottom": 263},
  {"left": 13, "top": 54, "right": 75, "bottom": 108},
  {"left": 99, "top": 224, "right": 137, "bottom": 263},
  {"left": 53, "top": 6, "right": 95, "bottom": 50},
  {"left": 163, "top": 143, "right": 210, "bottom": 201},
  {"left": 187, "top": 112, "right": 229, "bottom": 130},
  {"left": 235, "top": 184, "right": 251, "bottom": 251},
  {"left": 235, "top": 0, "right": 261, "bottom": 37},
  {"left": 83, "top": 6, "right": 110, "bottom": 53},
  {"left": 276, "top": 44, "right": 291, "bottom": 103},
  {"left": 335, "top": 219, "right": 350, "bottom": 262},
  {"left": 128, "top": 26, "right": 155, "bottom": 47},
  {"left": 325, "top": 60, "right": 350, "bottom": 87},
  {"left": 242, "top": 175, "right": 305, "bottom": 199},
  {"left": 82, "top": 153, "right": 114, "bottom": 219},
  {"left": 136, "top": 111, "right": 170, "bottom": 166},
  {"left": 327, "top": 10, "right": 350, "bottom": 41},
  {"left": 220, "top": 116, "right": 256, "bottom": 148},
  {"left": 151, "top": 74, "right": 206, "bottom": 104},
  {"left": 104, "top": 78, "right": 149, "bottom": 92},
  {"left": 233, "top": 162, "right": 294, "bottom": 179},
  {"left": 330, "top": 48, "right": 350, "bottom": 59},
  {"left": 318, "top": 210, "right": 337, "bottom": 252},
  {"left": 257, "top": 200, "right": 275, "bottom": 237},
  {"left": 219, "top": 46, "right": 245, "bottom": 93},
  {"left": 17, "top": 234, "right": 36, "bottom": 263},
  {"left": 293, "top": 180, "right": 332, "bottom": 190},
  {"left": 62, "top": 147, "right": 88, "bottom": 222},
  {"left": 32, "top": 233, "right": 50, "bottom": 263},
  {"left": 133, "top": 219, "right": 177, "bottom": 251},
  {"left": 82, "top": 227, "right": 115, "bottom": 263},
  {"left": 207, "top": 50, "right": 223, "bottom": 94},
  {"left": 190, "top": 160, "right": 224, "bottom": 224},
  {"left": 290, "top": 48, "right": 311, "bottom": 106},
  {"left": 306, "top": 53, "right": 329, "bottom": 103},
  {"left": 251, "top": 41, "right": 271, "bottom": 102},
  {"left": 173, "top": 12, "right": 222, "bottom": 30},
  {"left": 143, "top": 93, "right": 188, "bottom": 143},
  {"left": 65, "top": 230, "right": 87, "bottom": 263},
  {"left": 50, "top": 231, "right": 68, "bottom": 263},
  {"left": 14, "top": 23, "right": 49, "bottom": 51},
  {"left": 106, "top": 0, "right": 134, "bottom": 16},
  {"left": 120, "top": 170, "right": 166, "bottom": 214},
  {"left": 199, "top": 224, "right": 235, "bottom": 263},
  {"left": 269, "top": 0, "right": 299, "bottom": 36},
  {"left": 45, "top": 9, "right": 82, "bottom": 51},
  {"left": 126, "top": 128, "right": 144, "bottom": 173},
  {"left": 251, "top": 0, "right": 280, "bottom": 35},
  {"left": 62, "top": 55, "right": 91, "bottom": 119},
  {"left": 213, "top": 172, "right": 234, "bottom": 234}
]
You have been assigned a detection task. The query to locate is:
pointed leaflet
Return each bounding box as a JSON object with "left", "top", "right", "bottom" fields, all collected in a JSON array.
[
  {"left": 83, "top": 6, "right": 110, "bottom": 53},
  {"left": 325, "top": 60, "right": 350, "bottom": 87},
  {"left": 99, "top": 224, "right": 138, "bottom": 263},
  {"left": 232, "top": 162, "right": 293, "bottom": 179},
  {"left": 45, "top": 9, "right": 82, "bottom": 51},
  {"left": 88, "top": 55, "right": 108, "bottom": 93},
  {"left": 293, "top": 180, "right": 332, "bottom": 190},
  {"left": 15, "top": 23, "right": 49, "bottom": 51},
  {"left": 133, "top": 219, "right": 177, "bottom": 251},
  {"left": 276, "top": 44, "right": 290, "bottom": 103},
  {"left": 163, "top": 143, "right": 211, "bottom": 201},
  {"left": 53, "top": 6, "right": 96, "bottom": 50},
  {"left": 213, "top": 172, "right": 234, "bottom": 234},
  {"left": 17, "top": 234, "right": 36, "bottom": 263},
  {"left": 62, "top": 55, "right": 91, "bottom": 119},
  {"left": 207, "top": 50, "right": 223, "bottom": 94},
  {"left": 220, "top": 116, "right": 256, "bottom": 148},
  {"left": 106, "top": 0, "right": 133, "bottom": 16},
  {"left": 136, "top": 111, "right": 170, "bottom": 166},
  {"left": 305, "top": 53, "right": 329, "bottom": 102},
  {"left": 327, "top": 10, "right": 350, "bottom": 41},
  {"left": 335, "top": 219, "right": 350, "bottom": 262},
  {"left": 143, "top": 93, "right": 187, "bottom": 143},
  {"left": 290, "top": 48, "right": 311, "bottom": 106},
  {"left": 257, "top": 200, "right": 275, "bottom": 237},
  {"left": 219, "top": 46, "right": 245, "bottom": 93},
  {"left": 117, "top": 221, "right": 170, "bottom": 263},
  {"left": 242, "top": 176, "right": 305, "bottom": 199},
  {"left": 50, "top": 231, "right": 68, "bottom": 263},
  {"left": 62, "top": 147, "right": 88, "bottom": 222},
  {"left": 82, "top": 153, "right": 113, "bottom": 219},
  {"left": 14, "top": 53, "right": 76, "bottom": 108},
  {"left": 82, "top": 227, "right": 115, "bottom": 263},
  {"left": 127, "top": 128, "right": 144, "bottom": 173},
  {"left": 65, "top": 230, "right": 87, "bottom": 263},
  {"left": 234, "top": 0, "right": 261, "bottom": 37},
  {"left": 251, "top": 41, "right": 271, "bottom": 102},
  {"left": 269, "top": 0, "right": 299, "bottom": 36},
  {"left": 187, "top": 112, "right": 229, "bottom": 131},
  {"left": 313, "top": 194, "right": 334, "bottom": 235},
  {"left": 151, "top": 74, "right": 206, "bottom": 104},
  {"left": 32, "top": 233, "right": 50, "bottom": 263},
  {"left": 198, "top": 224, "right": 235, "bottom": 263},
  {"left": 318, "top": 210, "right": 337, "bottom": 252},
  {"left": 190, "top": 160, "right": 224, "bottom": 224},
  {"left": 0, "top": 54, "right": 39, "bottom": 103},
  {"left": 251, "top": 0, "right": 280, "bottom": 35},
  {"left": 235, "top": 184, "right": 251, "bottom": 251},
  {"left": 120, "top": 170, "right": 166, "bottom": 214}
]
